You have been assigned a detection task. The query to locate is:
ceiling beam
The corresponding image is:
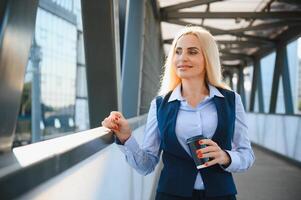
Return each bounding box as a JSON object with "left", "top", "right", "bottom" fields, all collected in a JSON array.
[
  {"left": 161, "top": 0, "right": 222, "bottom": 12},
  {"left": 164, "top": 11, "right": 301, "bottom": 20},
  {"left": 254, "top": 26, "right": 301, "bottom": 59},
  {"left": 165, "top": 19, "right": 275, "bottom": 45},
  {"left": 276, "top": 0, "right": 301, "bottom": 6},
  {"left": 220, "top": 51, "right": 251, "bottom": 59},
  {"left": 217, "top": 40, "right": 271, "bottom": 46},
  {"left": 229, "top": 20, "right": 301, "bottom": 33}
]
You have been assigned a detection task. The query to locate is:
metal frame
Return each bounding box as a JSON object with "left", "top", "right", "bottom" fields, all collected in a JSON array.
[
  {"left": 269, "top": 45, "right": 294, "bottom": 114},
  {"left": 250, "top": 57, "right": 264, "bottom": 112},
  {"left": 121, "top": 0, "right": 145, "bottom": 118},
  {"left": 160, "top": 0, "right": 301, "bottom": 112},
  {"left": 81, "top": 0, "right": 121, "bottom": 128},
  {"left": 237, "top": 66, "right": 246, "bottom": 107},
  {"left": 164, "top": 11, "right": 301, "bottom": 20},
  {"left": 0, "top": 0, "right": 39, "bottom": 152}
]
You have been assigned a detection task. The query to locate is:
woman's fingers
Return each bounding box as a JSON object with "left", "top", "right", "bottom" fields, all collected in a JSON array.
[
  {"left": 101, "top": 117, "right": 118, "bottom": 130},
  {"left": 195, "top": 139, "right": 230, "bottom": 167},
  {"left": 197, "top": 145, "right": 218, "bottom": 154},
  {"left": 202, "top": 159, "right": 218, "bottom": 168},
  {"left": 110, "top": 111, "right": 123, "bottom": 119},
  {"left": 199, "top": 139, "right": 218, "bottom": 147}
]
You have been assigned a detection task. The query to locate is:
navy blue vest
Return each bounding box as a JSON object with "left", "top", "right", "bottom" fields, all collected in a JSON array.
[{"left": 155, "top": 87, "right": 237, "bottom": 197}]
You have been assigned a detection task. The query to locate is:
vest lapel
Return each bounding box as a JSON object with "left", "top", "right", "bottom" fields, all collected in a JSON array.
[{"left": 212, "top": 94, "right": 233, "bottom": 150}]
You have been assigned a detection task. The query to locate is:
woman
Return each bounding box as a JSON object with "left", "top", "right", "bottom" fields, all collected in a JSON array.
[{"left": 101, "top": 26, "right": 255, "bottom": 200}]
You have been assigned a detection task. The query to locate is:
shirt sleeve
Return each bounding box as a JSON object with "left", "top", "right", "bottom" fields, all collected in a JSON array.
[
  {"left": 116, "top": 98, "right": 162, "bottom": 175},
  {"left": 222, "top": 92, "right": 255, "bottom": 172}
]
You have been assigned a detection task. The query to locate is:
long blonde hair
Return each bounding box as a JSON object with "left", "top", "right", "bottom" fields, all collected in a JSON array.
[{"left": 158, "top": 26, "right": 229, "bottom": 95}]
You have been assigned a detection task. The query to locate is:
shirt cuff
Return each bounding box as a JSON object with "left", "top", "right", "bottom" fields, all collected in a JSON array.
[
  {"left": 220, "top": 150, "right": 240, "bottom": 172},
  {"left": 115, "top": 135, "right": 140, "bottom": 154}
]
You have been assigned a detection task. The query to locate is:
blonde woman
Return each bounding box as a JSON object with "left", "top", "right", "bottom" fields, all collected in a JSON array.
[{"left": 102, "top": 26, "right": 255, "bottom": 200}]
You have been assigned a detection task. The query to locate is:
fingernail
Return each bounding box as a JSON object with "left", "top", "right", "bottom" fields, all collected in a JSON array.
[
  {"left": 198, "top": 140, "right": 203, "bottom": 145},
  {"left": 197, "top": 153, "right": 203, "bottom": 158}
]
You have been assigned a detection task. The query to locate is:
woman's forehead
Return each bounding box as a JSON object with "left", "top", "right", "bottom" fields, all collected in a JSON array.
[{"left": 175, "top": 34, "right": 201, "bottom": 48}]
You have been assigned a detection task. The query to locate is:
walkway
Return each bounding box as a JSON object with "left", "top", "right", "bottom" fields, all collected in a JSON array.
[{"left": 234, "top": 145, "right": 301, "bottom": 200}]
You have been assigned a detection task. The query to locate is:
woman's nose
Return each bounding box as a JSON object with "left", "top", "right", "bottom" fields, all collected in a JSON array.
[{"left": 178, "top": 52, "right": 188, "bottom": 61}]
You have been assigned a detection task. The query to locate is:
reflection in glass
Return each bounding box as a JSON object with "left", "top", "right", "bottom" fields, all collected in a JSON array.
[{"left": 15, "top": 0, "right": 88, "bottom": 147}]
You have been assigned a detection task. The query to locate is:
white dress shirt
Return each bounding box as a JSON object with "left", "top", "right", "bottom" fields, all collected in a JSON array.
[{"left": 117, "top": 84, "right": 255, "bottom": 190}]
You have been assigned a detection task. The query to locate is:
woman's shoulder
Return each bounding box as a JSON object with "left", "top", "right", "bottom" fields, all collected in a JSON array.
[
  {"left": 215, "top": 86, "right": 235, "bottom": 97},
  {"left": 154, "top": 91, "right": 173, "bottom": 101}
]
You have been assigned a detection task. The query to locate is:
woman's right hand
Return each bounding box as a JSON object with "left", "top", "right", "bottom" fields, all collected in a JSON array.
[{"left": 101, "top": 111, "right": 132, "bottom": 144}]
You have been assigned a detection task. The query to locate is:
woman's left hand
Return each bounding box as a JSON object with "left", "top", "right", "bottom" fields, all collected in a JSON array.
[{"left": 196, "top": 139, "right": 231, "bottom": 168}]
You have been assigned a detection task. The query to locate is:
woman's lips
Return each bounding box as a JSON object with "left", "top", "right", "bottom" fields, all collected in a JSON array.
[{"left": 177, "top": 65, "right": 192, "bottom": 69}]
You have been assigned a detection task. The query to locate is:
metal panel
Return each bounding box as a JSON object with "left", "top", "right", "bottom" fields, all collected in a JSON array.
[
  {"left": 0, "top": 0, "right": 38, "bottom": 152},
  {"left": 81, "top": 0, "right": 121, "bottom": 128},
  {"left": 121, "top": 0, "right": 145, "bottom": 118}
]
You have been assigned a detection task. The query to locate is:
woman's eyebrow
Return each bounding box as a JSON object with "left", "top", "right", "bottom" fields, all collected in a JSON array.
[
  {"left": 187, "top": 47, "right": 200, "bottom": 50},
  {"left": 175, "top": 47, "right": 200, "bottom": 50}
]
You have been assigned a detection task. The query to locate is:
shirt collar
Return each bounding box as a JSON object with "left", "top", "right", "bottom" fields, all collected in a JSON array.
[
  {"left": 168, "top": 82, "right": 224, "bottom": 102},
  {"left": 208, "top": 83, "right": 224, "bottom": 98}
]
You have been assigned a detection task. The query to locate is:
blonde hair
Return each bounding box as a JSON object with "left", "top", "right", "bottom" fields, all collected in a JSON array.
[{"left": 158, "top": 26, "right": 229, "bottom": 95}]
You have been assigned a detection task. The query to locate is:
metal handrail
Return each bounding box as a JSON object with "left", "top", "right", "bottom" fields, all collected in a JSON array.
[{"left": 0, "top": 114, "right": 147, "bottom": 200}]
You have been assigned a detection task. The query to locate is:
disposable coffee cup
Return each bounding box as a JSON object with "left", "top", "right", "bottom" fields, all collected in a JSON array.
[{"left": 186, "top": 135, "right": 209, "bottom": 169}]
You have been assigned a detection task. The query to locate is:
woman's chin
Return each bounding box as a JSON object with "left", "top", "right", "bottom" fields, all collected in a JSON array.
[{"left": 176, "top": 73, "right": 193, "bottom": 79}]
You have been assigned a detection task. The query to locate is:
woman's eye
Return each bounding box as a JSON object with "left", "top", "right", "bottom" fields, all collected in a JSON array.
[
  {"left": 175, "top": 50, "right": 181, "bottom": 55},
  {"left": 189, "top": 50, "right": 198, "bottom": 55}
]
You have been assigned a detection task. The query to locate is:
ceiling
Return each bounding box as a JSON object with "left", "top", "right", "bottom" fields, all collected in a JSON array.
[{"left": 158, "top": 0, "right": 301, "bottom": 67}]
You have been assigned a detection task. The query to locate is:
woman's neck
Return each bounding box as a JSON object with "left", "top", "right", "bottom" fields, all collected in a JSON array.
[
  {"left": 181, "top": 78, "right": 209, "bottom": 107},
  {"left": 181, "top": 78, "right": 209, "bottom": 97}
]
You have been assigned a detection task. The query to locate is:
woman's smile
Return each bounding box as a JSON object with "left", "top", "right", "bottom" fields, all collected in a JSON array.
[{"left": 177, "top": 65, "right": 193, "bottom": 69}]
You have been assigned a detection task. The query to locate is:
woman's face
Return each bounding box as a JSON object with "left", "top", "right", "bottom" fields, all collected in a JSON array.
[{"left": 173, "top": 34, "right": 206, "bottom": 80}]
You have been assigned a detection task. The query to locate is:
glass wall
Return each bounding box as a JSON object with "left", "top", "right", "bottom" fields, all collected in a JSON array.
[
  {"left": 261, "top": 52, "right": 276, "bottom": 113},
  {"left": 258, "top": 38, "right": 300, "bottom": 114},
  {"left": 15, "top": 0, "right": 88, "bottom": 147}
]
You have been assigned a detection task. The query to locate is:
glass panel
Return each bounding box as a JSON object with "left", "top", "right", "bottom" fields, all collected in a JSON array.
[
  {"left": 243, "top": 66, "right": 253, "bottom": 112},
  {"left": 287, "top": 39, "right": 299, "bottom": 114},
  {"left": 232, "top": 72, "right": 238, "bottom": 92},
  {"left": 276, "top": 77, "right": 285, "bottom": 114},
  {"left": 261, "top": 52, "right": 276, "bottom": 113},
  {"left": 15, "top": 0, "right": 88, "bottom": 147},
  {"left": 254, "top": 90, "right": 259, "bottom": 112}
]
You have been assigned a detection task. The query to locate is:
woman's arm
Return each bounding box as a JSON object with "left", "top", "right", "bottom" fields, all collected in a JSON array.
[
  {"left": 222, "top": 93, "right": 255, "bottom": 172},
  {"left": 103, "top": 99, "right": 161, "bottom": 175}
]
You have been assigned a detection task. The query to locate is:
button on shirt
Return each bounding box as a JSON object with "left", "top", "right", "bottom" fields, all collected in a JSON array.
[{"left": 117, "top": 84, "right": 255, "bottom": 190}]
